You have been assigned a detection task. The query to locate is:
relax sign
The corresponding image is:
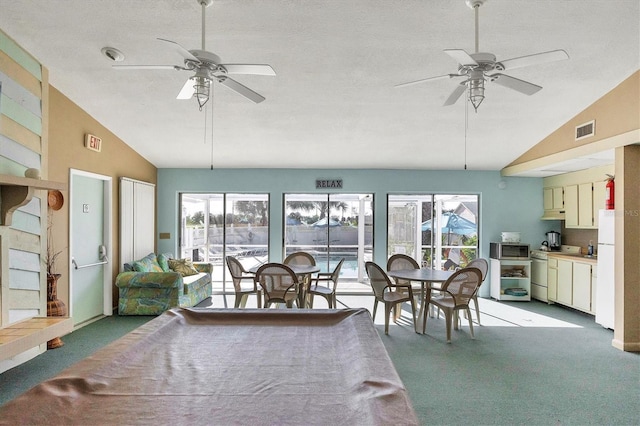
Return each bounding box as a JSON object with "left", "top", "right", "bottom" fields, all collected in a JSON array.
[{"left": 316, "top": 179, "right": 343, "bottom": 189}]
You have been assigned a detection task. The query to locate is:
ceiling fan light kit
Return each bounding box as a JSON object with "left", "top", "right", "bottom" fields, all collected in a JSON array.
[
  {"left": 112, "top": 0, "right": 275, "bottom": 110},
  {"left": 194, "top": 76, "right": 211, "bottom": 109},
  {"left": 397, "top": 0, "right": 568, "bottom": 112}
]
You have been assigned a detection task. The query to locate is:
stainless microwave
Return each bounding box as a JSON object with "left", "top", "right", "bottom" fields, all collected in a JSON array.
[{"left": 490, "top": 242, "right": 530, "bottom": 260}]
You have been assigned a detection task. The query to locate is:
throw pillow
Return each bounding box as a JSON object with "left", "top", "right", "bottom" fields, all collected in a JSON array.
[
  {"left": 157, "top": 253, "right": 173, "bottom": 272},
  {"left": 133, "top": 253, "right": 164, "bottom": 273},
  {"left": 168, "top": 258, "right": 199, "bottom": 277}
]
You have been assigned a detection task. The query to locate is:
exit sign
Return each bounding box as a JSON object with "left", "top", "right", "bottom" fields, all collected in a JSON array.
[{"left": 85, "top": 134, "right": 102, "bottom": 152}]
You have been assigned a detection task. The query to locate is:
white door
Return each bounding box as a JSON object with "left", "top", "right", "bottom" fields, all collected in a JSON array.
[
  {"left": 120, "top": 178, "right": 155, "bottom": 268},
  {"left": 70, "top": 170, "right": 112, "bottom": 327}
]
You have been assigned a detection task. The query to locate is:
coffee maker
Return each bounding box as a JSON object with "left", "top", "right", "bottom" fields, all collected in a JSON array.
[{"left": 545, "top": 231, "right": 561, "bottom": 250}]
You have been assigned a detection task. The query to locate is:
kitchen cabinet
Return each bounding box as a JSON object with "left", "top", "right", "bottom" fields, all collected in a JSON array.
[
  {"left": 490, "top": 259, "right": 531, "bottom": 301},
  {"left": 547, "top": 254, "right": 597, "bottom": 315},
  {"left": 591, "top": 265, "right": 597, "bottom": 313},
  {"left": 547, "top": 257, "right": 558, "bottom": 301},
  {"left": 564, "top": 185, "right": 579, "bottom": 227},
  {"left": 578, "top": 183, "right": 593, "bottom": 227},
  {"left": 543, "top": 187, "right": 564, "bottom": 210},
  {"left": 542, "top": 187, "right": 565, "bottom": 219},
  {"left": 573, "top": 262, "right": 592, "bottom": 312},
  {"left": 592, "top": 181, "right": 606, "bottom": 227},
  {"left": 557, "top": 259, "right": 573, "bottom": 305},
  {"left": 564, "top": 181, "right": 605, "bottom": 229}
]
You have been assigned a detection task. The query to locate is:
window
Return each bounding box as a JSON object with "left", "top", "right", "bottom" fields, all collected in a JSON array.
[
  {"left": 388, "top": 194, "right": 479, "bottom": 269},
  {"left": 284, "top": 193, "right": 373, "bottom": 286}
]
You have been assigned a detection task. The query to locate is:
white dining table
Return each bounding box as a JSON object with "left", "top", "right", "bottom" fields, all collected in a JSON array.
[{"left": 387, "top": 268, "right": 454, "bottom": 326}]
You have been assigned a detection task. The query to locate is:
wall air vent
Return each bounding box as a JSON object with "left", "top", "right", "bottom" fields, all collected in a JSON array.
[{"left": 575, "top": 120, "right": 595, "bottom": 141}]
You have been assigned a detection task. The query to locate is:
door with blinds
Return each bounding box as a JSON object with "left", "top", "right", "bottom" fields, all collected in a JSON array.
[{"left": 120, "top": 178, "right": 155, "bottom": 269}]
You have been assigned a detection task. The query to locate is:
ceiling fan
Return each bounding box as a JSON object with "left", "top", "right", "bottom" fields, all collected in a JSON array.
[
  {"left": 396, "top": 0, "right": 569, "bottom": 112},
  {"left": 114, "top": 0, "right": 275, "bottom": 109}
]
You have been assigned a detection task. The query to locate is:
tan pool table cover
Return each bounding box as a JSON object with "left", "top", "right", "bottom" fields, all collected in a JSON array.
[{"left": 0, "top": 308, "right": 418, "bottom": 425}]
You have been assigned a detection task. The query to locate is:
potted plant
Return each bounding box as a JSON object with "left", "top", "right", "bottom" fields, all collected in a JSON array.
[{"left": 46, "top": 211, "right": 66, "bottom": 349}]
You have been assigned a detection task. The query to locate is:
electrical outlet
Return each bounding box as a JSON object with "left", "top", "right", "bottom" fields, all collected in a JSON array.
[{"left": 83, "top": 204, "right": 89, "bottom": 213}]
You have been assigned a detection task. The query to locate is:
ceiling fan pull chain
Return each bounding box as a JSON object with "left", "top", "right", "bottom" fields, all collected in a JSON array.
[
  {"left": 203, "top": 103, "right": 208, "bottom": 145},
  {"left": 464, "top": 97, "right": 468, "bottom": 170}
]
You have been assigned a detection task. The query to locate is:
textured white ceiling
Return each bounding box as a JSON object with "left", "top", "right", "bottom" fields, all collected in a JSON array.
[{"left": 1, "top": 0, "right": 638, "bottom": 171}]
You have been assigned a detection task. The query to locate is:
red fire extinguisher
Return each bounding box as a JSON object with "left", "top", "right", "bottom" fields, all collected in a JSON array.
[{"left": 605, "top": 174, "right": 615, "bottom": 210}]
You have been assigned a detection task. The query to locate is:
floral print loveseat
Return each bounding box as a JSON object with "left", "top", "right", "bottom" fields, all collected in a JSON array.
[{"left": 116, "top": 253, "right": 212, "bottom": 315}]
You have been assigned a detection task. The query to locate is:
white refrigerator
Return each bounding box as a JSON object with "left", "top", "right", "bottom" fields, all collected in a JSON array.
[{"left": 596, "top": 209, "right": 615, "bottom": 329}]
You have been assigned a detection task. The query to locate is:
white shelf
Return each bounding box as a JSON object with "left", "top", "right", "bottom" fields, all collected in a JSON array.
[
  {"left": 0, "top": 173, "right": 66, "bottom": 226},
  {"left": 490, "top": 258, "right": 532, "bottom": 302}
]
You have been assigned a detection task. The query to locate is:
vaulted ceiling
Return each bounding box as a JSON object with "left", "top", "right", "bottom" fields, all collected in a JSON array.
[{"left": 1, "top": 0, "right": 638, "bottom": 171}]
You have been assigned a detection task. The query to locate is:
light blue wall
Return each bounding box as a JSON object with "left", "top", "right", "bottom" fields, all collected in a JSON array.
[{"left": 157, "top": 168, "right": 561, "bottom": 296}]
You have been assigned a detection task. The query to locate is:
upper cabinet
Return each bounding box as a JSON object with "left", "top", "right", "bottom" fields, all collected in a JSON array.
[
  {"left": 564, "top": 184, "right": 579, "bottom": 227},
  {"left": 542, "top": 187, "right": 565, "bottom": 220},
  {"left": 542, "top": 165, "right": 613, "bottom": 228},
  {"left": 592, "top": 181, "right": 607, "bottom": 227},
  {"left": 563, "top": 181, "right": 606, "bottom": 229}
]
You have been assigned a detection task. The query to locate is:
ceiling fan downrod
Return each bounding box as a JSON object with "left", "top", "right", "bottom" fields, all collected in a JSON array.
[
  {"left": 465, "top": 0, "right": 485, "bottom": 52},
  {"left": 465, "top": 0, "right": 487, "bottom": 111},
  {"left": 198, "top": 0, "right": 214, "bottom": 51}
]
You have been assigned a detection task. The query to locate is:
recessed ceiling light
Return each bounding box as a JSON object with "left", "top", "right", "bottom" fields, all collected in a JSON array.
[{"left": 101, "top": 47, "right": 125, "bottom": 62}]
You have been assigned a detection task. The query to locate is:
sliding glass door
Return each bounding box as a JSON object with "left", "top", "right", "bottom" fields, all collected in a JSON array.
[
  {"left": 284, "top": 193, "right": 373, "bottom": 285},
  {"left": 388, "top": 194, "right": 479, "bottom": 269},
  {"left": 180, "top": 193, "right": 269, "bottom": 291}
]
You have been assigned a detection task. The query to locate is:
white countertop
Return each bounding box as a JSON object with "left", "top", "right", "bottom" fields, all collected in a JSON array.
[{"left": 547, "top": 251, "right": 598, "bottom": 264}]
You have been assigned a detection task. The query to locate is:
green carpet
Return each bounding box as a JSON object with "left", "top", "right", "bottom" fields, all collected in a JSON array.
[
  {"left": 375, "top": 300, "right": 640, "bottom": 426},
  {"left": 1, "top": 298, "right": 638, "bottom": 425},
  {"left": 0, "top": 315, "right": 153, "bottom": 405}
]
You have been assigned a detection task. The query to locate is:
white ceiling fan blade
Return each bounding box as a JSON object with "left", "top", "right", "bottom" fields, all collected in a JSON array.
[
  {"left": 498, "top": 49, "right": 569, "bottom": 71},
  {"left": 177, "top": 78, "right": 196, "bottom": 99},
  {"left": 490, "top": 73, "right": 542, "bottom": 95},
  {"left": 113, "top": 65, "right": 180, "bottom": 70},
  {"left": 443, "top": 84, "right": 467, "bottom": 106},
  {"left": 395, "top": 74, "right": 463, "bottom": 88},
  {"left": 218, "top": 76, "right": 266, "bottom": 103},
  {"left": 444, "top": 49, "right": 478, "bottom": 66},
  {"left": 220, "top": 64, "right": 276, "bottom": 76},
  {"left": 157, "top": 38, "right": 200, "bottom": 62}
]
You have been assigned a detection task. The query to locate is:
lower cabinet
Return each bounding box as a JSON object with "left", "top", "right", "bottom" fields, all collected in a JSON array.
[
  {"left": 548, "top": 255, "right": 596, "bottom": 314},
  {"left": 591, "top": 266, "right": 597, "bottom": 313},
  {"left": 557, "top": 259, "right": 573, "bottom": 305},
  {"left": 572, "top": 262, "right": 592, "bottom": 312}
]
